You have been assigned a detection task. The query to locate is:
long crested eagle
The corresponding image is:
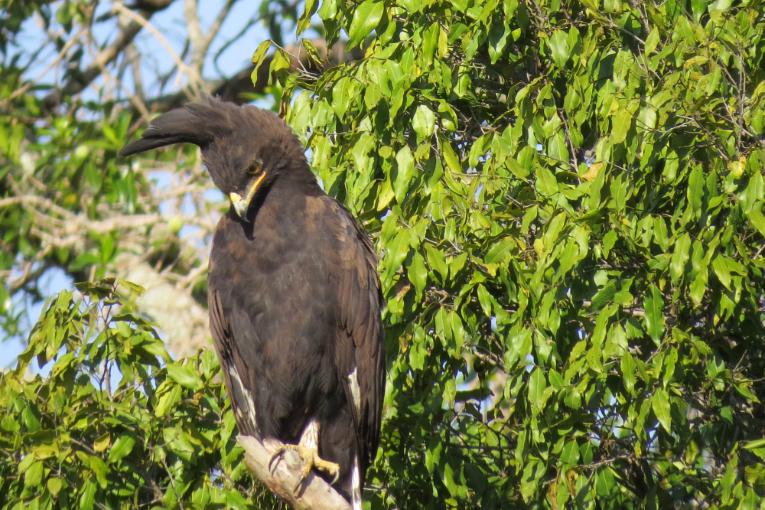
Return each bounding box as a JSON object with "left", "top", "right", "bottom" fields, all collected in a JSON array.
[{"left": 120, "top": 97, "right": 385, "bottom": 508}]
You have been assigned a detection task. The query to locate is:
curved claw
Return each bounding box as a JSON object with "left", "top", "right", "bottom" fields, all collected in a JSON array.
[
  {"left": 268, "top": 443, "right": 341, "bottom": 493},
  {"left": 268, "top": 447, "right": 285, "bottom": 473},
  {"left": 328, "top": 467, "right": 340, "bottom": 486}
]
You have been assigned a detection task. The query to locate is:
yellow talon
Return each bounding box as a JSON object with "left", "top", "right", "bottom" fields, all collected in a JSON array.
[{"left": 269, "top": 443, "right": 340, "bottom": 492}]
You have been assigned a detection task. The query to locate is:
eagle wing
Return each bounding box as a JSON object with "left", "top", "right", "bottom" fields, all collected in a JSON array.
[
  {"left": 207, "top": 248, "right": 260, "bottom": 438},
  {"left": 325, "top": 197, "right": 385, "bottom": 478}
]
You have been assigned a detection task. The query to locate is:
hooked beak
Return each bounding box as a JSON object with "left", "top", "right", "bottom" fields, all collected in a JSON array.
[{"left": 229, "top": 172, "right": 267, "bottom": 220}]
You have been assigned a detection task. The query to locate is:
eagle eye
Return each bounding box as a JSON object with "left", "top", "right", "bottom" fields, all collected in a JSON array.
[{"left": 247, "top": 159, "right": 264, "bottom": 175}]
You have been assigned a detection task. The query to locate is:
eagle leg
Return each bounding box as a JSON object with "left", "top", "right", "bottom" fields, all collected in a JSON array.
[
  {"left": 269, "top": 443, "right": 340, "bottom": 490},
  {"left": 268, "top": 420, "right": 340, "bottom": 491}
]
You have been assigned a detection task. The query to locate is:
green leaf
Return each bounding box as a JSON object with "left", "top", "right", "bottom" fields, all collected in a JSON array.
[
  {"left": 24, "top": 459, "right": 43, "bottom": 487},
  {"left": 611, "top": 108, "right": 632, "bottom": 144},
  {"left": 637, "top": 106, "right": 657, "bottom": 133},
  {"left": 652, "top": 389, "right": 672, "bottom": 432},
  {"left": 670, "top": 233, "right": 691, "bottom": 283},
  {"left": 712, "top": 255, "right": 733, "bottom": 290},
  {"left": 560, "top": 441, "right": 580, "bottom": 466},
  {"left": 527, "top": 367, "right": 546, "bottom": 414},
  {"left": 442, "top": 141, "right": 461, "bottom": 174},
  {"left": 167, "top": 363, "right": 203, "bottom": 390},
  {"left": 535, "top": 166, "right": 558, "bottom": 196},
  {"left": 591, "top": 281, "right": 616, "bottom": 310},
  {"left": 644, "top": 27, "right": 660, "bottom": 54},
  {"left": 644, "top": 285, "right": 664, "bottom": 344},
  {"left": 746, "top": 208, "right": 765, "bottom": 237},
  {"left": 79, "top": 480, "right": 96, "bottom": 510},
  {"left": 250, "top": 42, "right": 274, "bottom": 92},
  {"left": 687, "top": 165, "right": 704, "bottom": 214},
  {"left": 108, "top": 435, "right": 136, "bottom": 464},
  {"left": 297, "top": 0, "right": 317, "bottom": 33},
  {"left": 47, "top": 477, "right": 63, "bottom": 497},
  {"left": 488, "top": 23, "right": 509, "bottom": 64},
  {"left": 476, "top": 284, "right": 493, "bottom": 317},
  {"left": 548, "top": 30, "right": 570, "bottom": 68},
  {"left": 394, "top": 145, "right": 415, "bottom": 203},
  {"left": 155, "top": 382, "right": 183, "bottom": 417},
  {"left": 300, "top": 39, "right": 324, "bottom": 68},
  {"left": 743, "top": 438, "right": 765, "bottom": 461},
  {"left": 348, "top": 0, "right": 384, "bottom": 48},
  {"left": 484, "top": 237, "right": 514, "bottom": 265},
  {"left": 93, "top": 432, "right": 110, "bottom": 452},
  {"left": 690, "top": 263, "right": 708, "bottom": 307},
  {"left": 22, "top": 405, "right": 41, "bottom": 432},
  {"left": 448, "top": 311, "right": 465, "bottom": 356},
  {"left": 425, "top": 244, "right": 448, "bottom": 281},
  {"left": 621, "top": 352, "right": 636, "bottom": 395},
  {"left": 407, "top": 252, "right": 427, "bottom": 296},
  {"left": 595, "top": 467, "right": 616, "bottom": 496},
  {"left": 412, "top": 105, "right": 436, "bottom": 141}
]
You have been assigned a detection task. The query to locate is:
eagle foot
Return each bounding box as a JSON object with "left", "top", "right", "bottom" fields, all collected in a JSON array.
[{"left": 268, "top": 443, "right": 340, "bottom": 491}]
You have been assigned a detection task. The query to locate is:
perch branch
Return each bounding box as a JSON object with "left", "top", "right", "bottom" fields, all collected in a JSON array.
[{"left": 238, "top": 435, "right": 351, "bottom": 510}]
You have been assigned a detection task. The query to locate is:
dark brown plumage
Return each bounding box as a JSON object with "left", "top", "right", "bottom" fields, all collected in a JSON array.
[{"left": 121, "top": 97, "right": 384, "bottom": 506}]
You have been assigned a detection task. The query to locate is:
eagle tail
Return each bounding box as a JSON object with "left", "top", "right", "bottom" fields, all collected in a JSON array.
[{"left": 351, "top": 454, "right": 362, "bottom": 510}]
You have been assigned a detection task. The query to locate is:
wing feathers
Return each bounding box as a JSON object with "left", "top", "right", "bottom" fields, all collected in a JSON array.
[{"left": 327, "top": 197, "right": 385, "bottom": 478}]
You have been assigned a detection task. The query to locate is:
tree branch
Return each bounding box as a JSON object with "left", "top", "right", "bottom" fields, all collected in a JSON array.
[
  {"left": 1, "top": 189, "right": 213, "bottom": 357},
  {"left": 238, "top": 435, "right": 351, "bottom": 510},
  {"left": 114, "top": 1, "right": 205, "bottom": 94},
  {"left": 137, "top": 39, "right": 363, "bottom": 112},
  {"left": 184, "top": 0, "right": 233, "bottom": 73},
  {"left": 42, "top": 0, "right": 174, "bottom": 111}
]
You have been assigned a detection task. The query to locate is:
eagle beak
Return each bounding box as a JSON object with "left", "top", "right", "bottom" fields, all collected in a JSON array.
[
  {"left": 229, "top": 192, "right": 248, "bottom": 218},
  {"left": 229, "top": 171, "right": 267, "bottom": 220}
]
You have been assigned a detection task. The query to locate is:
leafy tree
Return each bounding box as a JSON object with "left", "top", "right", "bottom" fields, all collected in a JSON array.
[
  {"left": 0, "top": 279, "right": 283, "bottom": 508},
  {"left": 2, "top": 0, "right": 765, "bottom": 508},
  {"left": 268, "top": 0, "right": 765, "bottom": 507}
]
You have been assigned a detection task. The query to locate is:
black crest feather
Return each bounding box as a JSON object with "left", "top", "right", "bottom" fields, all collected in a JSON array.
[{"left": 119, "top": 98, "right": 232, "bottom": 157}]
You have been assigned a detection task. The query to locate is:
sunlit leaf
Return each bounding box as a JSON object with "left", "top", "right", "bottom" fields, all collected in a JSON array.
[{"left": 348, "top": 0, "right": 383, "bottom": 48}]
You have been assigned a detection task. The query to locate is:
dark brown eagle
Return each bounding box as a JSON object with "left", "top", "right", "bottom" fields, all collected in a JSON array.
[{"left": 120, "top": 97, "right": 384, "bottom": 508}]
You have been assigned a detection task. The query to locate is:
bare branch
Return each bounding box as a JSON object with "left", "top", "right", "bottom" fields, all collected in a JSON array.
[
  {"left": 183, "top": 0, "right": 205, "bottom": 71},
  {"left": 204, "top": 0, "right": 237, "bottom": 57},
  {"left": 1, "top": 190, "right": 213, "bottom": 357},
  {"left": 238, "top": 435, "right": 351, "bottom": 510},
  {"left": 137, "top": 39, "right": 364, "bottom": 112},
  {"left": 2, "top": 26, "right": 88, "bottom": 107},
  {"left": 42, "top": 0, "right": 174, "bottom": 111},
  {"left": 113, "top": 1, "right": 205, "bottom": 95}
]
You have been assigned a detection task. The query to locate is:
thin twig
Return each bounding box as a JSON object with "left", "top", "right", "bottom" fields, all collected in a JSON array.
[{"left": 113, "top": 1, "right": 204, "bottom": 92}]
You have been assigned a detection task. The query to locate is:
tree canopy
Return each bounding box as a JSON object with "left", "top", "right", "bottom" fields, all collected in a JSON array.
[{"left": 2, "top": 0, "right": 765, "bottom": 508}]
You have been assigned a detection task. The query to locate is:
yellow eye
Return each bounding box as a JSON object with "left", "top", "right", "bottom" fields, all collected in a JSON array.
[{"left": 247, "top": 159, "right": 264, "bottom": 175}]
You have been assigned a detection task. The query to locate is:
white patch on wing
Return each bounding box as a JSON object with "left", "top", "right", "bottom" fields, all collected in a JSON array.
[
  {"left": 352, "top": 454, "right": 362, "bottom": 510},
  {"left": 228, "top": 366, "right": 257, "bottom": 429},
  {"left": 348, "top": 367, "right": 361, "bottom": 415},
  {"left": 299, "top": 419, "right": 320, "bottom": 451}
]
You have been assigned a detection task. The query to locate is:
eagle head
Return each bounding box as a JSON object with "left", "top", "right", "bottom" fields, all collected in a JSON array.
[{"left": 120, "top": 96, "right": 308, "bottom": 220}]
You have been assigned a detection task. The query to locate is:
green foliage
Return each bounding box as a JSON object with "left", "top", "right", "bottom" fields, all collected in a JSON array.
[
  {"left": 0, "top": 279, "right": 283, "bottom": 509},
  {"left": 0, "top": 3, "right": 203, "bottom": 339},
  {"left": 258, "top": 0, "right": 765, "bottom": 507},
  {"left": 0, "top": 87, "right": 161, "bottom": 334},
  {"left": 3, "top": 0, "right": 765, "bottom": 508}
]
